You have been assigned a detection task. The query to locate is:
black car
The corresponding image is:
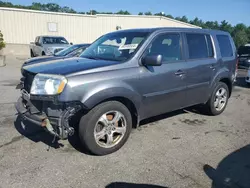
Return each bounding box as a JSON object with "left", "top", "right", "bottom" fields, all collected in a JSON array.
[
  {"left": 238, "top": 45, "right": 250, "bottom": 69},
  {"left": 23, "top": 43, "right": 90, "bottom": 67}
]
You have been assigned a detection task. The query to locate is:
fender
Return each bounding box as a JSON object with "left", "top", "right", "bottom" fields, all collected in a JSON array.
[
  {"left": 81, "top": 82, "right": 142, "bottom": 113},
  {"left": 208, "top": 67, "right": 233, "bottom": 98}
]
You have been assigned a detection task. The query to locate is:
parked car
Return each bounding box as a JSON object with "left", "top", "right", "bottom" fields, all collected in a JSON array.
[
  {"left": 238, "top": 45, "right": 250, "bottom": 69},
  {"left": 30, "top": 36, "right": 71, "bottom": 57},
  {"left": 246, "top": 68, "right": 250, "bottom": 86},
  {"left": 23, "top": 44, "right": 90, "bottom": 67},
  {"left": 16, "top": 28, "right": 237, "bottom": 155}
]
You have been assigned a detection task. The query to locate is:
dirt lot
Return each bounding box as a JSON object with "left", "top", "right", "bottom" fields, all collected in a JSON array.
[{"left": 0, "top": 56, "right": 250, "bottom": 188}]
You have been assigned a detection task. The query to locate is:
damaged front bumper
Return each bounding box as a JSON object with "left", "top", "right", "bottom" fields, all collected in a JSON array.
[{"left": 15, "top": 90, "right": 82, "bottom": 139}]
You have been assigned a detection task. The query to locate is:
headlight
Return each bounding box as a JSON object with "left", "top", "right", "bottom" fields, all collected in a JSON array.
[
  {"left": 45, "top": 47, "right": 54, "bottom": 55},
  {"left": 30, "top": 74, "right": 67, "bottom": 95}
]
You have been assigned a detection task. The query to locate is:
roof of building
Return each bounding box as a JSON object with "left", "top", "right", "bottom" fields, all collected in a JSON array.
[{"left": 0, "top": 7, "right": 200, "bottom": 28}]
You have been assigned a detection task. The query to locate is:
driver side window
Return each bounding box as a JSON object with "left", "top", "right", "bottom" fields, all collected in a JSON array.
[{"left": 146, "top": 33, "right": 182, "bottom": 63}]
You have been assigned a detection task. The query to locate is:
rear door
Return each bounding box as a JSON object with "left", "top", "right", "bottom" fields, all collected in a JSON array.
[
  {"left": 139, "top": 32, "right": 188, "bottom": 118},
  {"left": 184, "top": 33, "right": 216, "bottom": 106}
]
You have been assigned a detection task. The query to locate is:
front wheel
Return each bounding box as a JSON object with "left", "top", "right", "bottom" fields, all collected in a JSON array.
[
  {"left": 79, "top": 101, "right": 132, "bottom": 155},
  {"left": 205, "top": 82, "right": 229, "bottom": 116}
]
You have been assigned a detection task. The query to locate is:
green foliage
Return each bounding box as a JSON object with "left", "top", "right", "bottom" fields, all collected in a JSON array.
[
  {"left": 116, "top": 10, "right": 130, "bottom": 15},
  {"left": 0, "top": 30, "right": 6, "bottom": 51},
  {"left": 0, "top": 1, "right": 250, "bottom": 48},
  {"left": 144, "top": 11, "right": 152, "bottom": 16}
]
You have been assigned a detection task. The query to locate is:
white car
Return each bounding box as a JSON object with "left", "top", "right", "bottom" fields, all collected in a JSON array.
[{"left": 246, "top": 69, "right": 250, "bottom": 85}]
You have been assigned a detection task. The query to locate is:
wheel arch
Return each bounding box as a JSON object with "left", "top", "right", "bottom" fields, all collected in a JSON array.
[
  {"left": 81, "top": 87, "right": 142, "bottom": 128},
  {"left": 210, "top": 69, "right": 233, "bottom": 98},
  {"left": 219, "top": 77, "right": 233, "bottom": 97}
]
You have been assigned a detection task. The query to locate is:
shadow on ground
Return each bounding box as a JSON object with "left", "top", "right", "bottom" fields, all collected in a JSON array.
[
  {"left": 14, "top": 115, "right": 92, "bottom": 154},
  {"left": 106, "top": 182, "right": 167, "bottom": 188},
  {"left": 204, "top": 144, "right": 250, "bottom": 188},
  {"left": 140, "top": 109, "right": 186, "bottom": 126},
  {"left": 15, "top": 105, "right": 208, "bottom": 155},
  {"left": 14, "top": 115, "right": 64, "bottom": 149}
]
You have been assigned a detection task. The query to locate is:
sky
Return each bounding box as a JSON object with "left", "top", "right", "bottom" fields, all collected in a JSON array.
[{"left": 5, "top": 0, "right": 250, "bottom": 26}]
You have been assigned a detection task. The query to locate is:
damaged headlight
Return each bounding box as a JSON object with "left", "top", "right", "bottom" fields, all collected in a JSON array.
[{"left": 30, "top": 74, "right": 67, "bottom": 95}]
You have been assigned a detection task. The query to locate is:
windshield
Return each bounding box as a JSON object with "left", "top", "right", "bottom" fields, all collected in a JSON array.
[
  {"left": 55, "top": 45, "right": 80, "bottom": 56},
  {"left": 80, "top": 31, "right": 150, "bottom": 62},
  {"left": 238, "top": 46, "right": 250, "bottom": 55},
  {"left": 43, "top": 37, "right": 69, "bottom": 44}
]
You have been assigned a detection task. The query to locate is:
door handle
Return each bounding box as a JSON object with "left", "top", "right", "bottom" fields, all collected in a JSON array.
[
  {"left": 175, "top": 70, "right": 185, "bottom": 76},
  {"left": 209, "top": 65, "right": 216, "bottom": 71}
]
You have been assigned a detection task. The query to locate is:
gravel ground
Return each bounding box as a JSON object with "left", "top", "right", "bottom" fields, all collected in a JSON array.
[{"left": 0, "top": 57, "right": 250, "bottom": 188}]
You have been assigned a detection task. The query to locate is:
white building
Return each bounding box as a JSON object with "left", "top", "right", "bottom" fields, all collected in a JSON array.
[{"left": 0, "top": 7, "right": 200, "bottom": 45}]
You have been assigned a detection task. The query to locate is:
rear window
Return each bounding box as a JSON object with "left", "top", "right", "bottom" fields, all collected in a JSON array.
[
  {"left": 186, "top": 34, "right": 214, "bottom": 59},
  {"left": 216, "top": 35, "right": 233, "bottom": 57}
]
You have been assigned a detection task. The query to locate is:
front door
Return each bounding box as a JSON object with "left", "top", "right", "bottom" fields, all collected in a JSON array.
[
  {"left": 139, "top": 32, "right": 188, "bottom": 119},
  {"left": 184, "top": 33, "right": 216, "bottom": 106}
]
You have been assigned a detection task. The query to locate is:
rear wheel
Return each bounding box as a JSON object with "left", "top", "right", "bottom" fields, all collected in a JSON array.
[
  {"left": 79, "top": 101, "right": 132, "bottom": 155},
  {"left": 205, "top": 82, "right": 229, "bottom": 116}
]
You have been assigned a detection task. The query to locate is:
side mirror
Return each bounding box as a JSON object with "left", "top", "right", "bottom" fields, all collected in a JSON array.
[
  {"left": 70, "top": 42, "right": 73, "bottom": 45},
  {"left": 35, "top": 42, "right": 41, "bottom": 46},
  {"left": 142, "top": 55, "right": 162, "bottom": 66}
]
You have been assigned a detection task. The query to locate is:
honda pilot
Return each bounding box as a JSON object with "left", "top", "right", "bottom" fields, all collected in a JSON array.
[{"left": 16, "top": 28, "right": 237, "bottom": 155}]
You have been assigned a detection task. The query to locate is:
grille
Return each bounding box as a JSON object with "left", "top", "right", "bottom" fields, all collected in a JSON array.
[{"left": 22, "top": 68, "right": 35, "bottom": 93}]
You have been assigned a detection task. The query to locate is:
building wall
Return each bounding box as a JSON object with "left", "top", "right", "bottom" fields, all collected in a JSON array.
[{"left": 0, "top": 7, "right": 200, "bottom": 45}]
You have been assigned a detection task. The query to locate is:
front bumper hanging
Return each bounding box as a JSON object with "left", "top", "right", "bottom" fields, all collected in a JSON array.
[{"left": 15, "top": 94, "right": 81, "bottom": 139}]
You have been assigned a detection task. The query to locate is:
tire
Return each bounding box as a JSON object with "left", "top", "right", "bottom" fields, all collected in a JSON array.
[
  {"left": 42, "top": 51, "right": 46, "bottom": 56},
  {"left": 30, "top": 50, "right": 34, "bottom": 57},
  {"left": 205, "top": 82, "right": 229, "bottom": 116},
  {"left": 79, "top": 101, "right": 132, "bottom": 155}
]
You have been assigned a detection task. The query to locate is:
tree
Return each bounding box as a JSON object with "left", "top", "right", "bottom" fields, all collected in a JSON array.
[
  {"left": 180, "top": 16, "right": 188, "bottom": 23},
  {"left": 0, "top": 30, "right": 6, "bottom": 51},
  {"left": 154, "top": 12, "right": 164, "bottom": 16},
  {"left": 144, "top": 11, "right": 152, "bottom": 16},
  {"left": 189, "top": 17, "right": 204, "bottom": 27},
  {"left": 232, "top": 24, "right": 249, "bottom": 48},
  {"left": 116, "top": 10, "right": 130, "bottom": 15},
  {"left": 138, "top": 12, "right": 143, "bottom": 15},
  {"left": 165, "top": 14, "right": 174, "bottom": 19},
  {"left": 220, "top": 20, "right": 233, "bottom": 34}
]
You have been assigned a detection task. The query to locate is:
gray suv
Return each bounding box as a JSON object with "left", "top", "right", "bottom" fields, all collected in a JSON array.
[{"left": 16, "top": 28, "right": 237, "bottom": 155}]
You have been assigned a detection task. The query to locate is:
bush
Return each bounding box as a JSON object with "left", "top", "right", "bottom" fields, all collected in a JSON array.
[{"left": 0, "top": 30, "right": 6, "bottom": 51}]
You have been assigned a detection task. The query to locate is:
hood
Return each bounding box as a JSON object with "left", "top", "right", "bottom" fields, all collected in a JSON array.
[
  {"left": 23, "top": 57, "right": 119, "bottom": 75},
  {"left": 23, "top": 56, "right": 67, "bottom": 67}
]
